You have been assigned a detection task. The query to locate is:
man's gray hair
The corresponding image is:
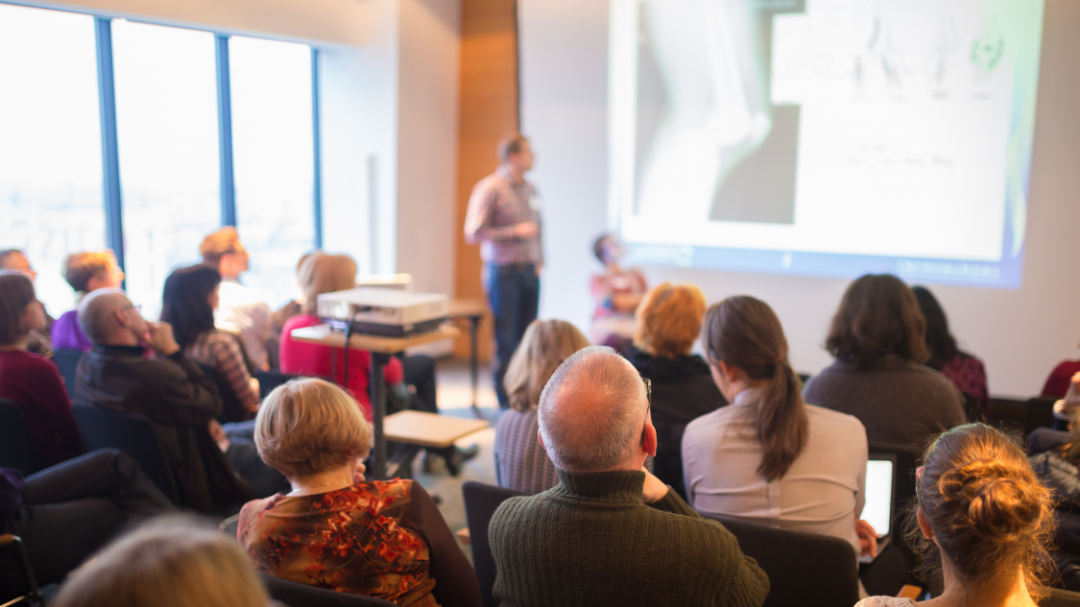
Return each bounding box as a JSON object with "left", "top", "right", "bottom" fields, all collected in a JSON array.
[
  {"left": 537, "top": 345, "right": 648, "bottom": 472},
  {"left": 78, "top": 288, "right": 130, "bottom": 344}
]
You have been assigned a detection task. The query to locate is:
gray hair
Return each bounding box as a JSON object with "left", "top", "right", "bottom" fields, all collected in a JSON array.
[
  {"left": 537, "top": 346, "right": 648, "bottom": 472},
  {"left": 78, "top": 288, "right": 131, "bottom": 344}
]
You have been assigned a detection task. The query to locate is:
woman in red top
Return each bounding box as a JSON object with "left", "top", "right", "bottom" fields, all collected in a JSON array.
[
  {"left": 0, "top": 271, "right": 81, "bottom": 466},
  {"left": 279, "top": 253, "right": 404, "bottom": 418}
]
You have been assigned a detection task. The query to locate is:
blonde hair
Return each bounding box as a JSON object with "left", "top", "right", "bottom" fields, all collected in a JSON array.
[
  {"left": 633, "top": 283, "right": 707, "bottom": 359},
  {"left": 297, "top": 252, "right": 358, "bottom": 314},
  {"left": 63, "top": 250, "right": 118, "bottom": 293},
  {"left": 199, "top": 227, "right": 244, "bottom": 266},
  {"left": 504, "top": 319, "right": 591, "bottom": 413},
  {"left": 51, "top": 516, "right": 268, "bottom": 607},
  {"left": 255, "top": 378, "right": 373, "bottom": 480}
]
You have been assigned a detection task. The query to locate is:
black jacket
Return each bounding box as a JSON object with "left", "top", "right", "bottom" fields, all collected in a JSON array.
[
  {"left": 624, "top": 348, "right": 727, "bottom": 497},
  {"left": 74, "top": 345, "right": 253, "bottom": 512}
]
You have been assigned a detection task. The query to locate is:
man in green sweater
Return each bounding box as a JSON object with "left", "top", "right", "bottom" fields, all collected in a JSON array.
[{"left": 489, "top": 346, "right": 770, "bottom": 607}]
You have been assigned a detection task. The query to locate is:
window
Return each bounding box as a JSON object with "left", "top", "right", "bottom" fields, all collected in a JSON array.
[
  {"left": 112, "top": 20, "right": 222, "bottom": 318},
  {"left": 0, "top": 4, "right": 105, "bottom": 315},
  {"left": 230, "top": 36, "right": 316, "bottom": 307}
]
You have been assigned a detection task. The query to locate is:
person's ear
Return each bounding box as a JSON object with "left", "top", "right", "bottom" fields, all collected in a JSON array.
[
  {"left": 113, "top": 307, "right": 129, "bottom": 329},
  {"left": 718, "top": 360, "right": 737, "bottom": 383},
  {"left": 537, "top": 430, "right": 545, "bottom": 451},
  {"left": 642, "top": 420, "right": 658, "bottom": 458},
  {"left": 916, "top": 507, "right": 934, "bottom": 540}
]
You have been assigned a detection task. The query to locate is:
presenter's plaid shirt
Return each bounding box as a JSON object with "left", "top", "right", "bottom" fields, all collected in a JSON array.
[{"left": 464, "top": 166, "right": 544, "bottom": 266}]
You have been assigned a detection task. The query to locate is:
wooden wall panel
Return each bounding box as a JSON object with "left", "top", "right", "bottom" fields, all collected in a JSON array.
[{"left": 452, "top": 0, "right": 519, "bottom": 360}]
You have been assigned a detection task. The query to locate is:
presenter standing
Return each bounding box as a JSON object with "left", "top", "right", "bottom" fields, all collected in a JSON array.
[{"left": 464, "top": 133, "right": 543, "bottom": 409}]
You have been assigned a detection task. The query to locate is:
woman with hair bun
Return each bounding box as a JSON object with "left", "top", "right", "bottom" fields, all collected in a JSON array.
[
  {"left": 858, "top": 423, "right": 1055, "bottom": 606},
  {"left": 683, "top": 296, "right": 877, "bottom": 560}
]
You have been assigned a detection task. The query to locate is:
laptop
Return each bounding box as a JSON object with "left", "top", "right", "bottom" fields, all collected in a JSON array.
[{"left": 858, "top": 454, "right": 897, "bottom": 564}]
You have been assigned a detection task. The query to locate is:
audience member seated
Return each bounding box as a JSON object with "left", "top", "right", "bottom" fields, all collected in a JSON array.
[
  {"left": 857, "top": 423, "right": 1054, "bottom": 607},
  {"left": 239, "top": 378, "right": 481, "bottom": 607},
  {"left": 1029, "top": 406, "right": 1080, "bottom": 591},
  {"left": 625, "top": 282, "right": 725, "bottom": 499},
  {"left": 0, "top": 450, "right": 173, "bottom": 592},
  {"left": 161, "top": 264, "right": 260, "bottom": 422},
  {"left": 589, "top": 234, "right": 647, "bottom": 351},
  {"left": 51, "top": 516, "right": 270, "bottom": 607},
  {"left": 73, "top": 289, "right": 288, "bottom": 512},
  {"left": 1043, "top": 342, "right": 1080, "bottom": 398},
  {"left": 803, "top": 274, "right": 965, "bottom": 449},
  {"left": 683, "top": 296, "right": 876, "bottom": 561},
  {"left": 495, "top": 319, "right": 590, "bottom": 494},
  {"left": 489, "top": 346, "right": 769, "bottom": 607},
  {"left": 0, "top": 249, "right": 52, "bottom": 358},
  {"left": 52, "top": 250, "right": 125, "bottom": 351},
  {"left": 0, "top": 271, "right": 81, "bottom": 466},
  {"left": 270, "top": 250, "right": 319, "bottom": 338},
  {"left": 912, "top": 286, "right": 989, "bottom": 418},
  {"left": 200, "top": 227, "right": 272, "bottom": 371}
]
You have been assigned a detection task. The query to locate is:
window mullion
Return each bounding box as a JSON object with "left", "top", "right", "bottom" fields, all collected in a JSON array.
[
  {"left": 215, "top": 34, "right": 236, "bottom": 227},
  {"left": 94, "top": 17, "right": 125, "bottom": 272}
]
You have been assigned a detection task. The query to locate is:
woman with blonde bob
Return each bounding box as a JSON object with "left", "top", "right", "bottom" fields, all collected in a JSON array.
[
  {"left": 624, "top": 282, "right": 725, "bottom": 498},
  {"left": 51, "top": 517, "right": 269, "bottom": 607},
  {"left": 495, "top": 319, "right": 591, "bottom": 494},
  {"left": 238, "top": 378, "right": 480, "bottom": 607}
]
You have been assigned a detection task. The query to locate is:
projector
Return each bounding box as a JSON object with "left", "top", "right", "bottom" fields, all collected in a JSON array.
[{"left": 317, "top": 288, "right": 448, "bottom": 338}]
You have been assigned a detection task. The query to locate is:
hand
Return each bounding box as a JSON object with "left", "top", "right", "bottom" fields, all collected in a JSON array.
[
  {"left": 535, "top": 263, "right": 543, "bottom": 277},
  {"left": 514, "top": 222, "right": 538, "bottom": 239},
  {"left": 208, "top": 420, "right": 230, "bottom": 452},
  {"left": 855, "top": 519, "right": 879, "bottom": 558},
  {"left": 1064, "top": 372, "right": 1080, "bottom": 413},
  {"left": 146, "top": 321, "right": 181, "bottom": 357},
  {"left": 353, "top": 459, "right": 367, "bottom": 484},
  {"left": 641, "top": 467, "right": 669, "bottom": 504}
]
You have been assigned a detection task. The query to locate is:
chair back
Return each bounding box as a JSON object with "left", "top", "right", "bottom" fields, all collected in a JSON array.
[
  {"left": 72, "top": 407, "right": 181, "bottom": 504},
  {"left": 255, "top": 370, "right": 304, "bottom": 399},
  {"left": 989, "top": 397, "right": 1026, "bottom": 435},
  {"left": 52, "top": 349, "right": 84, "bottom": 395},
  {"left": 1043, "top": 587, "right": 1080, "bottom": 607},
  {"left": 259, "top": 573, "right": 398, "bottom": 606},
  {"left": 0, "top": 399, "right": 45, "bottom": 476},
  {"left": 1025, "top": 397, "right": 1058, "bottom": 437},
  {"left": 704, "top": 514, "right": 860, "bottom": 607},
  {"left": 0, "top": 534, "right": 45, "bottom": 606},
  {"left": 462, "top": 481, "right": 526, "bottom": 607},
  {"left": 961, "top": 392, "right": 985, "bottom": 423}
]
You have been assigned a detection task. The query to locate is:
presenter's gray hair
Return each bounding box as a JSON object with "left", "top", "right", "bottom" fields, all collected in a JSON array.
[{"left": 537, "top": 346, "right": 648, "bottom": 472}]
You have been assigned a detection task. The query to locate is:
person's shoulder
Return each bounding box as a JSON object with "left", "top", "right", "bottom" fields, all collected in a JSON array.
[
  {"left": 365, "top": 478, "right": 413, "bottom": 501},
  {"left": 0, "top": 349, "right": 59, "bottom": 375},
  {"left": 491, "top": 493, "right": 544, "bottom": 526},
  {"left": 282, "top": 314, "right": 319, "bottom": 333},
  {"left": 684, "top": 405, "right": 738, "bottom": 436},
  {"left": 805, "top": 402, "right": 865, "bottom": 428},
  {"left": 854, "top": 597, "right": 916, "bottom": 607}
]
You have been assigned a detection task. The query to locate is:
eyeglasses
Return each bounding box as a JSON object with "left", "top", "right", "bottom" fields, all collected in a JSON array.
[{"left": 640, "top": 377, "right": 652, "bottom": 446}]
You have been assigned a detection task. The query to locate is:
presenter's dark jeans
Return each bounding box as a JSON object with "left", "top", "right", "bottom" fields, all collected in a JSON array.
[
  {"left": 1, "top": 449, "right": 174, "bottom": 593},
  {"left": 487, "top": 264, "right": 539, "bottom": 408}
]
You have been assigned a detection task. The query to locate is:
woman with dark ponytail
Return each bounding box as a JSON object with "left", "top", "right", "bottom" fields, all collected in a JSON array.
[
  {"left": 858, "top": 423, "right": 1054, "bottom": 606},
  {"left": 683, "top": 295, "right": 878, "bottom": 559}
]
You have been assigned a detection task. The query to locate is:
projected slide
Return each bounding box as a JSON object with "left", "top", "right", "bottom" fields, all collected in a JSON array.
[{"left": 608, "top": 0, "right": 1044, "bottom": 287}]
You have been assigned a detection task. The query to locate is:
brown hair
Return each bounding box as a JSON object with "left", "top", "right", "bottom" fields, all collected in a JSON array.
[
  {"left": 51, "top": 516, "right": 268, "bottom": 607},
  {"left": 199, "top": 227, "right": 244, "bottom": 266},
  {"left": 702, "top": 296, "right": 807, "bottom": 481},
  {"left": 0, "top": 271, "right": 37, "bottom": 346},
  {"left": 634, "top": 283, "right": 707, "bottom": 359},
  {"left": 497, "top": 132, "right": 529, "bottom": 163},
  {"left": 504, "top": 319, "right": 591, "bottom": 413},
  {"left": 63, "top": 250, "right": 118, "bottom": 293},
  {"left": 825, "top": 274, "right": 928, "bottom": 370},
  {"left": 910, "top": 423, "right": 1054, "bottom": 599},
  {"left": 255, "top": 378, "right": 373, "bottom": 480},
  {"left": 297, "top": 252, "right": 358, "bottom": 314}
]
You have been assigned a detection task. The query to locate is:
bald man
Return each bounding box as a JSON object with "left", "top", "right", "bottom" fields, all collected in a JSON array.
[
  {"left": 488, "top": 346, "right": 769, "bottom": 607},
  {"left": 73, "top": 289, "right": 286, "bottom": 512}
]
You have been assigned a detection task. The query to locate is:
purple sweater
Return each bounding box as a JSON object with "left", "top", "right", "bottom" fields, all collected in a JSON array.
[{"left": 51, "top": 310, "right": 92, "bottom": 352}]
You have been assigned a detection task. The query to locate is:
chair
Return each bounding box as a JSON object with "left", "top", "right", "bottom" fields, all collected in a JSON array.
[
  {"left": 259, "top": 573, "right": 398, "bottom": 607},
  {"left": 961, "top": 392, "right": 985, "bottom": 423},
  {"left": 462, "top": 481, "right": 526, "bottom": 607},
  {"left": 0, "top": 534, "right": 45, "bottom": 607},
  {"left": 255, "top": 370, "right": 304, "bottom": 399},
  {"left": 1025, "top": 396, "right": 1059, "bottom": 437},
  {"left": 0, "top": 399, "right": 45, "bottom": 477},
  {"left": 51, "top": 348, "right": 84, "bottom": 395},
  {"left": 704, "top": 514, "right": 861, "bottom": 607},
  {"left": 71, "top": 407, "right": 181, "bottom": 504},
  {"left": 1044, "top": 587, "right": 1080, "bottom": 607},
  {"left": 990, "top": 397, "right": 1027, "bottom": 435}
]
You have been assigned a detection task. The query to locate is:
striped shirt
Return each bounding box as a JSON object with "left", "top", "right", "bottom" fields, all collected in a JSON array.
[
  {"left": 186, "top": 330, "right": 260, "bottom": 413},
  {"left": 464, "top": 166, "right": 543, "bottom": 266},
  {"left": 494, "top": 407, "right": 558, "bottom": 495}
]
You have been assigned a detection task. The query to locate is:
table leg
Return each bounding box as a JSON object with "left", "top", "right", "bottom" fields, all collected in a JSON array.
[
  {"left": 469, "top": 315, "right": 481, "bottom": 419},
  {"left": 370, "top": 352, "right": 391, "bottom": 480}
]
